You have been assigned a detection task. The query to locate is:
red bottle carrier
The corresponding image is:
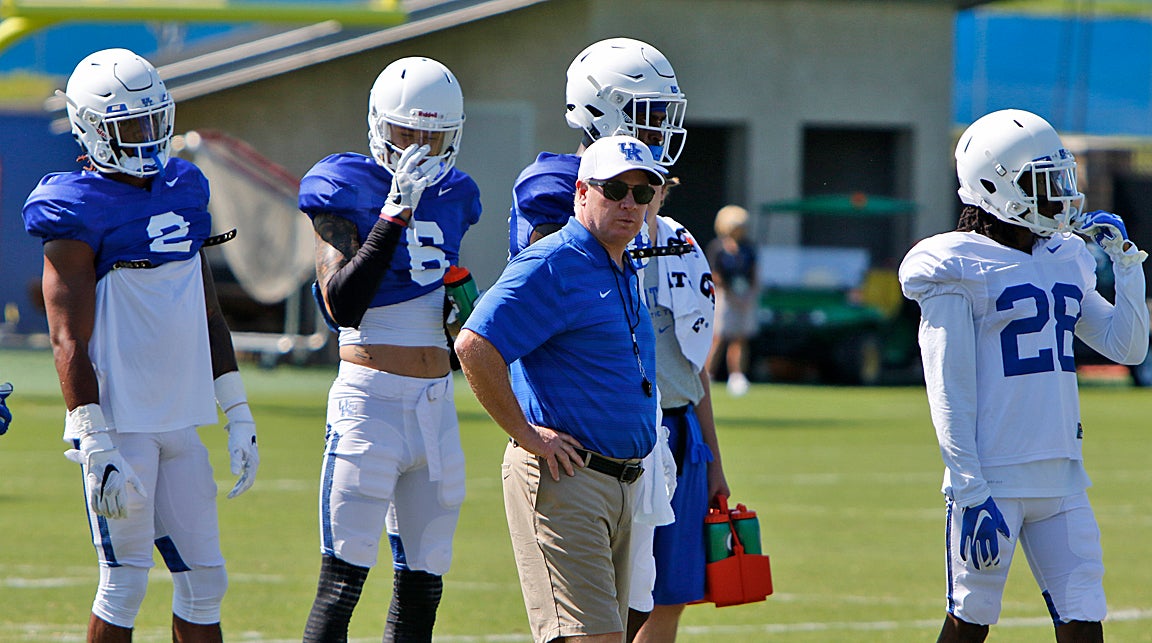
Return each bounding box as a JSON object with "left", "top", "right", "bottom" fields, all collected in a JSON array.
[{"left": 700, "top": 495, "right": 773, "bottom": 607}]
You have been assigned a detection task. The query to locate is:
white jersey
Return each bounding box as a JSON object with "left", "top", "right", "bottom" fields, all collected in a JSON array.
[
  {"left": 85, "top": 258, "right": 218, "bottom": 436},
  {"left": 900, "top": 230, "right": 1148, "bottom": 502}
]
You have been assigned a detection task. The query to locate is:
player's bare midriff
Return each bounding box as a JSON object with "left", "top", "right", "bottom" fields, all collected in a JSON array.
[{"left": 340, "top": 344, "right": 450, "bottom": 379}]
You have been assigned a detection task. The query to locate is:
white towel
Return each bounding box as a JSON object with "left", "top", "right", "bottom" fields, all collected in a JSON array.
[
  {"left": 633, "top": 402, "right": 677, "bottom": 526},
  {"left": 654, "top": 216, "right": 716, "bottom": 371}
]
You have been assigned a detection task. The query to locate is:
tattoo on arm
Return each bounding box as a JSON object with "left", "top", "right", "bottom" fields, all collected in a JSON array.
[
  {"left": 313, "top": 214, "right": 360, "bottom": 290},
  {"left": 351, "top": 346, "right": 373, "bottom": 363}
]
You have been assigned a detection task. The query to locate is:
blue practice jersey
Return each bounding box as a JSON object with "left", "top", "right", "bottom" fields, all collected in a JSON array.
[
  {"left": 23, "top": 158, "right": 212, "bottom": 280},
  {"left": 299, "top": 153, "right": 482, "bottom": 308},
  {"left": 508, "top": 152, "right": 580, "bottom": 258}
]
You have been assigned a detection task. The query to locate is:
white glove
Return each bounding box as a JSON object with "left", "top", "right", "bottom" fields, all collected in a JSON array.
[
  {"left": 64, "top": 404, "right": 146, "bottom": 519},
  {"left": 224, "top": 419, "right": 258, "bottom": 498},
  {"left": 215, "top": 372, "right": 259, "bottom": 498},
  {"left": 381, "top": 144, "right": 432, "bottom": 219},
  {"left": 1079, "top": 210, "right": 1148, "bottom": 268}
]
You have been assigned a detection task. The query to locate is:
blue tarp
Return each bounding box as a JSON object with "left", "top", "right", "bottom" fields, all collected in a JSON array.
[
  {"left": 955, "top": 11, "right": 1152, "bottom": 136},
  {"left": 0, "top": 114, "right": 78, "bottom": 333}
]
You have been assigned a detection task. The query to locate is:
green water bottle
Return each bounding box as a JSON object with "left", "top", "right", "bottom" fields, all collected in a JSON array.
[
  {"left": 705, "top": 511, "right": 732, "bottom": 563},
  {"left": 730, "top": 504, "right": 761, "bottom": 555},
  {"left": 444, "top": 265, "right": 479, "bottom": 324}
]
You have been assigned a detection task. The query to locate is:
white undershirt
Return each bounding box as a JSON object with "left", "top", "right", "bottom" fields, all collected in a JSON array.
[{"left": 339, "top": 287, "right": 447, "bottom": 348}]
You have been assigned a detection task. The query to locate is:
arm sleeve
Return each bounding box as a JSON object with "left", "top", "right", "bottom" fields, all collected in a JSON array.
[
  {"left": 1075, "top": 261, "right": 1149, "bottom": 365},
  {"left": 918, "top": 292, "right": 988, "bottom": 506},
  {"left": 324, "top": 217, "right": 407, "bottom": 329}
]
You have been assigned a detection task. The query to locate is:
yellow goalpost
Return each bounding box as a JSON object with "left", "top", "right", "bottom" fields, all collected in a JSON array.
[{"left": 0, "top": 0, "right": 406, "bottom": 53}]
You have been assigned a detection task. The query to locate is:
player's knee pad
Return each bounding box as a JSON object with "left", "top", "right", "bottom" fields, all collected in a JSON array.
[
  {"left": 303, "top": 554, "right": 371, "bottom": 643},
  {"left": 1052, "top": 559, "right": 1107, "bottom": 622},
  {"left": 384, "top": 568, "right": 443, "bottom": 642},
  {"left": 171, "top": 565, "right": 227, "bottom": 624},
  {"left": 92, "top": 565, "right": 149, "bottom": 628}
]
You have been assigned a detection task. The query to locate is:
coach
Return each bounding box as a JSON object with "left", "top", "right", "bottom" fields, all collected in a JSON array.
[{"left": 456, "top": 135, "right": 663, "bottom": 643}]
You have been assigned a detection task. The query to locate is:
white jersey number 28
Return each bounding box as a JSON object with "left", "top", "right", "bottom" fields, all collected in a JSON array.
[{"left": 997, "top": 282, "right": 1083, "bottom": 376}]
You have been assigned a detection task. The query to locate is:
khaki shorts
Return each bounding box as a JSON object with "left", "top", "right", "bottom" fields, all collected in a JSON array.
[
  {"left": 502, "top": 442, "right": 634, "bottom": 643},
  {"left": 715, "top": 291, "right": 759, "bottom": 340}
]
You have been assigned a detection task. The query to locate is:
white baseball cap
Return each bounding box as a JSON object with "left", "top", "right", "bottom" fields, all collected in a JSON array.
[{"left": 578, "top": 135, "right": 667, "bottom": 185}]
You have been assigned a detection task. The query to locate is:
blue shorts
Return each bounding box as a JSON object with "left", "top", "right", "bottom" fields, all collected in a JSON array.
[{"left": 651, "top": 405, "right": 714, "bottom": 605}]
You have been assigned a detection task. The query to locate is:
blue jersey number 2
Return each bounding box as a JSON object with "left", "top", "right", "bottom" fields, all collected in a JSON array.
[{"left": 997, "top": 282, "right": 1083, "bottom": 376}]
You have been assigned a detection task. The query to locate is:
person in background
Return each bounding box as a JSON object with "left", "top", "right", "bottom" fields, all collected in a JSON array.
[
  {"left": 23, "top": 48, "right": 258, "bottom": 642},
  {"left": 706, "top": 205, "right": 760, "bottom": 396},
  {"left": 900, "top": 108, "right": 1148, "bottom": 643},
  {"left": 299, "top": 56, "right": 481, "bottom": 643}
]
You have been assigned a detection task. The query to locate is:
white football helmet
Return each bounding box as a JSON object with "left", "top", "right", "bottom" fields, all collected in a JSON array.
[
  {"left": 63, "top": 48, "right": 175, "bottom": 177},
  {"left": 566, "top": 37, "right": 687, "bottom": 165},
  {"left": 955, "top": 109, "right": 1084, "bottom": 236},
  {"left": 368, "top": 57, "right": 464, "bottom": 186}
]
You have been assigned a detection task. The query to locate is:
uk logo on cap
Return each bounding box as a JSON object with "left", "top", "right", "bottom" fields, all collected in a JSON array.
[{"left": 619, "top": 141, "right": 645, "bottom": 162}]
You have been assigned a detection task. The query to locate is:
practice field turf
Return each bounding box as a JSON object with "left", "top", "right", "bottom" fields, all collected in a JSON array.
[{"left": 1, "top": 347, "right": 1150, "bottom": 642}]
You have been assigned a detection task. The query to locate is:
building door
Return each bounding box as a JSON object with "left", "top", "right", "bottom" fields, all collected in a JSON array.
[
  {"left": 659, "top": 124, "right": 746, "bottom": 247},
  {"left": 800, "top": 126, "right": 912, "bottom": 268}
]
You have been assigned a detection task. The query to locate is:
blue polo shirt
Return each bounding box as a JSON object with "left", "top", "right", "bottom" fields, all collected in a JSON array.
[{"left": 465, "top": 217, "right": 657, "bottom": 459}]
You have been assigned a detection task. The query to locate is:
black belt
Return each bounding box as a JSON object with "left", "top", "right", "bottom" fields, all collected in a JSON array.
[
  {"left": 573, "top": 448, "right": 644, "bottom": 484},
  {"left": 112, "top": 229, "right": 238, "bottom": 270},
  {"left": 662, "top": 405, "right": 690, "bottom": 417}
]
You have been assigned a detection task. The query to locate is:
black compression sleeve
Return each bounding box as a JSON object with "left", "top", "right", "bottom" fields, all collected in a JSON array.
[{"left": 324, "top": 216, "right": 406, "bottom": 329}]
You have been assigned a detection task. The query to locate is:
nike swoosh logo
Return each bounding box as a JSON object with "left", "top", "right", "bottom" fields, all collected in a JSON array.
[
  {"left": 658, "top": 324, "right": 672, "bottom": 334},
  {"left": 439, "top": 186, "right": 452, "bottom": 196},
  {"left": 1047, "top": 245, "right": 1061, "bottom": 253},
  {"left": 165, "top": 178, "right": 178, "bottom": 187},
  {"left": 599, "top": 290, "right": 611, "bottom": 298}
]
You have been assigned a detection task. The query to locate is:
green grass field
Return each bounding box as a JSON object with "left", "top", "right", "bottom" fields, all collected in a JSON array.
[{"left": 1, "top": 347, "right": 1150, "bottom": 642}]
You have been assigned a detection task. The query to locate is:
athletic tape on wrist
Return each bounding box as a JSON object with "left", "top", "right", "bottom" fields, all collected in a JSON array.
[
  {"left": 66, "top": 403, "right": 109, "bottom": 437},
  {"left": 214, "top": 372, "right": 253, "bottom": 423}
]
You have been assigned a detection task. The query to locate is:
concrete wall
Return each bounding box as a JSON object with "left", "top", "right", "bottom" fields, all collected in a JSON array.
[{"left": 174, "top": 0, "right": 961, "bottom": 290}]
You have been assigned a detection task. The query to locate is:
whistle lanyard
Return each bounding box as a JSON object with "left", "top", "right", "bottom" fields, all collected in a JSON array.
[{"left": 612, "top": 257, "right": 653, "bottom": 398}]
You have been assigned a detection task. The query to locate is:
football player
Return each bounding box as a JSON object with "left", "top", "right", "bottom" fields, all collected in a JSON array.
[
  {"left": 23, "top": 48, "right": 258, "bottom": 642},
  {"left": 507, "top": 36, "right": 687, "bottom": 258},
  {"left": 300, "top": 56, "right": 480, "bottom": 643},
  {"left": 632, "top": 179, "right": 731, "bottom": 643},
  {"left": 900, "top": 109, "right": 1148, "bottom": 643}
]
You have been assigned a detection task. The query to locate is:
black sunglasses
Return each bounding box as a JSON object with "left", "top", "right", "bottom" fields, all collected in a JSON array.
[{"left": 586, "top": 179, "right": 657, "bottom": 205}]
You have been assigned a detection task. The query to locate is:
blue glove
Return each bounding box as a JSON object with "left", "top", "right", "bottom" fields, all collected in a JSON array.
[
  {"left": 0, "top": 382, "right": 11, "bottom": 435},
  {"left": 1080, "top": 210, "right": 1130, "bottom": 251},
  {"left": 959, "top": 496, "right": 1011, "bottom": 571},
  {"left": 1080, "top": 210, "right": 1148, "bottom": 267}
]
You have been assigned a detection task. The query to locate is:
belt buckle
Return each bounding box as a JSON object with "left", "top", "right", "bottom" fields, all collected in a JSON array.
[{"left": 619, "top": 463, "right": 643, "bottom": 484}]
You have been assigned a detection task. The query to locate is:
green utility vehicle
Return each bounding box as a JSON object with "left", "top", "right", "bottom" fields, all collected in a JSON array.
[{"left": 748, "top": 194, "right": 920, "bottom": 385}]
